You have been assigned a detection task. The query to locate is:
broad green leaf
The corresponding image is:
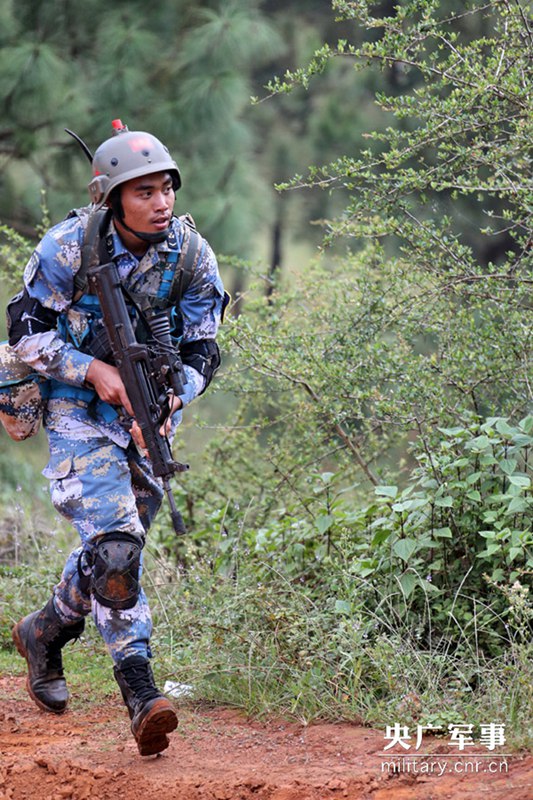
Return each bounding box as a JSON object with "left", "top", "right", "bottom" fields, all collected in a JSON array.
[
  {"left": 437, "top": 426, "right": 465, "bottom": 436},
  {"left": 512, "top": 434, "right": 533, "bottom": 447},
  {"left": 499, "top": 459, "right": 517, "bottom": 476},
  {"left": 435, "top": 496, "right": 453, "bottom": 508},
  {"left": 406, "top": 498, "right": 429, "bottom": 510},
  {"left": 393, "top": 538, "right": 418, "bottom": 561},
  {"left": 334, "top": 599, "right": 352, "bottom": 615},
  {"left": 372, "top": 528, "right": 393, "bottom": 546},
  {"left": 484, "top": 543, "right": 501, "bottom": 556},
  {"left": 506, "top": 497, "right": 527, "bottom": 514},
  {"left": 433, "top": 527, "right": 453, "bottom": 538},
  {"left": 420, "top": 478, "right": 439, "bottom": 489},
  {"left": 418, "top": 578, "right": 441, "bottom": 594},
  {"left": 370, "top": 516, "right": 393, "bottom": 529},
  {"left": 450, "top": 458, "right": 469, "bottom": 468},
  {"left": 495, "top": 419, "right": 515, "bottom": 437},
  {"left": 398, "top": 572, "right": 417, "bottom": 597},
  {"left": 508, "top": 547, "right": 523, "bottom": 562},
  {"left": 519, "top": 416, "right": 533, "bottom": 434},
  {"left": 508, "top": 475, "right": 531, "bottom": 488},
  {"left": 316, "top": 515, "right": 333, "bottom": 534},
  {"left": 466, "top": 490, "right": 481, "bottom": 502},
  {"left": 465, "top": 435, "right": 492, "bottom": 451},
  {"left": 391, "top": 500, "right": 412, "bottom": 513},
  {"left": 375, "top": 485, "right": 398, "bottom": 498},
  {"left": 359, "top": 567, "right": 376, "bottom": 577},
  {"left": 481, "top": 417, "right": 501, "bottom": 431}
]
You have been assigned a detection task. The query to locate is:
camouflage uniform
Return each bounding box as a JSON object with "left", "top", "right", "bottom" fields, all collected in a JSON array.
[{"left": 10, "top": 206, "right": 224, "bottom": 663}]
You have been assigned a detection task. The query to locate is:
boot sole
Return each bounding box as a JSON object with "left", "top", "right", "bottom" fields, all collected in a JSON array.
[
  {"left": 134, "top": 699, "right": 178, "bottom": 756},
  {"left": 12, "top": 623, "right": 67, "bottom": 715}
]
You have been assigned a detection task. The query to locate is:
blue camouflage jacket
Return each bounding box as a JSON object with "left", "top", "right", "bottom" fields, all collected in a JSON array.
[{"left": 10, "top": 206, "right": 224, "bottom": 449}]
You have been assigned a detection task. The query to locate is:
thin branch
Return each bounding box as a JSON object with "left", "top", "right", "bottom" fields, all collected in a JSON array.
[
  {"left": 511, "top": 0, "right": 533, "bottom": 44},
  {"left": 359, "top": 51, "right": 528, "bottom": 110},
  {"left": 249, "top": 362, "right": 379, "bottom": 486}
]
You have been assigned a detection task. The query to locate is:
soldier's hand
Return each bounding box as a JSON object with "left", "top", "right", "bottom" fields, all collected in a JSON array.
[
  {"left": 85, "top": 359, "right": 134, "bottom": 416},
  {"left": 130, "top": 420, "right": 147, "bottom": 452},
  {"left": 130, "top": 396, "right": 183, "bottom": 461},
  {"left": 159, "top": 394, "right": 183, "bottom": 437}
]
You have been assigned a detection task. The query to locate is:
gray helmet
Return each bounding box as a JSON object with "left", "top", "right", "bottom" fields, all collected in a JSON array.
[{"left": 88, "top": 119, "right": 181, "bottom": 209}]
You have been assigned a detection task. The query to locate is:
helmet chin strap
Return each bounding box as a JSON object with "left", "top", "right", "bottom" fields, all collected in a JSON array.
[{"left": 118, "top": 217, "right": 171, "bottom": 244}]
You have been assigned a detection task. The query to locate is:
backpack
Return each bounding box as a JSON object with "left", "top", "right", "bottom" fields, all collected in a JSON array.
[{"left": 0, "top": 209, "right": 201, "bottom": 441}]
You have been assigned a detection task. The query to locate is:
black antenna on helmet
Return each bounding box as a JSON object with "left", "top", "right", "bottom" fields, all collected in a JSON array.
[{"left": 64, "top": 129, "right": 93, "bottom": 164}]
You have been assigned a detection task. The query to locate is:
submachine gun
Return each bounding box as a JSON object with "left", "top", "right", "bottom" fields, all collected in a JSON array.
[{"left": 87, "top": 261, "right": 188, "bottom": 535}]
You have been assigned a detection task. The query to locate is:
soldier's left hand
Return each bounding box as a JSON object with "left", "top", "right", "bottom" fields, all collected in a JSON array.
[
  {"left": 159, "top": 394, "right": 183, "bottom": 437},
  {"left": 130, "top": 395, "right": 183, "bottom": 454}
]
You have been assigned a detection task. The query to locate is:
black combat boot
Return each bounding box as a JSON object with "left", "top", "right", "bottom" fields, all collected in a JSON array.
[
  {"left": 113, "top": 655, "right": 178, "bottom": 756},
  {"left": 12, "top": 598, "right": 85, "bottom": 714}
]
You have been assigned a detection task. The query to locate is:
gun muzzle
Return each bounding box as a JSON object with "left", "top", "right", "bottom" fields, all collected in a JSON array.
[{"left": 163, "top": 477, "right": 187, "bottom": 535}]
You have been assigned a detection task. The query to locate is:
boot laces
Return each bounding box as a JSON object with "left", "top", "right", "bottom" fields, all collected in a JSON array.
[
  {"left": 122, "top": 660, "right": 160, "bottom": 704},
  {"left": 44, "top": 622, "right": 84, "bottom": 676}
]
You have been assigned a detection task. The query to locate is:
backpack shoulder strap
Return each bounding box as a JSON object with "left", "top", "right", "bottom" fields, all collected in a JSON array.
[
  {"left": 73, "top": 208, "right": 112, "bottom": 300},
  {"left": 71, "top": 208, "right": 202, "bottom": 306},
  {"left": 167, "top": 215, "right": 203, "bottom": 306}
]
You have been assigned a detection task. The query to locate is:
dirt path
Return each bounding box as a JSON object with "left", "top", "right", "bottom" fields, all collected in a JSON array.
[{"left": 0, "top": 676, "right": 531, "bottom": 800}]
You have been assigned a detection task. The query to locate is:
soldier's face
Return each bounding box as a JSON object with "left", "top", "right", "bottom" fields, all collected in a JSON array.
[{"left": 119, "top": 171, "right": 175, "bottom": 234}]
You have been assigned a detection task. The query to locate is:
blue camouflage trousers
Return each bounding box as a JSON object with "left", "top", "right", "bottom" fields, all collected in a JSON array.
[{"left": 43, "top": 428, "right": 164, "bottom": 664}]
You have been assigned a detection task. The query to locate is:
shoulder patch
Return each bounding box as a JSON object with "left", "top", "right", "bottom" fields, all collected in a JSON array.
[{"left": 23, "top": 251, "right": 40, "bottom": 285}]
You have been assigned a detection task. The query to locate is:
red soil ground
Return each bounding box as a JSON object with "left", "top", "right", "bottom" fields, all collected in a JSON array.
[{"left": 0, "top": 676, "right": 531, "bottom": 800}]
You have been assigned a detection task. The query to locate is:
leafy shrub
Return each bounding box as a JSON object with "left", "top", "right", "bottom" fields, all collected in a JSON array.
[
  {"left": 176, "top": 415, "right": 531, "bottom": 655},
  {"left": 146, "top": 545, "right": 532, "bottom": 747},
  {"left": 343, "top": 415, "right": 532, "bottom": 643}
]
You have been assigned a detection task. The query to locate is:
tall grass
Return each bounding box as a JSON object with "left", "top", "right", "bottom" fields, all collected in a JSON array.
[
  {"left": 145, "top": 542, "right": 532, "bottom": 749},
  {"left": 1, "top": 499, "right": 530, "bottom": 751}
]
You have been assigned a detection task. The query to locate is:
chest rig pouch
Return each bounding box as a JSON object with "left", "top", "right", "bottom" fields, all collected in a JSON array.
[{"left": 61, "top": 210, "right": 202, "bottom": 363}]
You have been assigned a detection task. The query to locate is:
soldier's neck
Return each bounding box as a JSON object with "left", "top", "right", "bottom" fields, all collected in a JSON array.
[{"left": 114, "top": 219, "right": 150, "bottom": 258}]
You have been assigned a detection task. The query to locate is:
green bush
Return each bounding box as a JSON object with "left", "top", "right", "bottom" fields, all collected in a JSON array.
[
  {"left": 340, "top": 415, "right": 533, "bottom": 649},
  {"left": 163, "top": 414, "right": 531, "bottom": 655},
  {"left": 146, "top": 544, "right": 532, "bottom": 748}
]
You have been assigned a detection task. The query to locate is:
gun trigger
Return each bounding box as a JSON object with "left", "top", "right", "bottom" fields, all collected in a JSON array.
[{"left": 119, "top": 414, "right": 134, "bottom": 432}]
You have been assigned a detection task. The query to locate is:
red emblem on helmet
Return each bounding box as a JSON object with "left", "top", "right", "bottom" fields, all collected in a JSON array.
[{"left": 129, "top": 136, "right": 153, "bottom": 153}]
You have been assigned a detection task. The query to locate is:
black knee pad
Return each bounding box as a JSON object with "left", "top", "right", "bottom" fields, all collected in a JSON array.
[{"left": 91, "top": 533, "right": 142, "bottom": 610}]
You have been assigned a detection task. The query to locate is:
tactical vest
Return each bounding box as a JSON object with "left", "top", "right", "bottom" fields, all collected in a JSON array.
[{"left": 0, "top": 209, "right": 203, "bottom": 441}]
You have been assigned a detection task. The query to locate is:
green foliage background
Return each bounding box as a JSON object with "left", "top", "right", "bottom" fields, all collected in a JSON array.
[{"left": 0, "top": 0, "right": 531, "bottom": 747}]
